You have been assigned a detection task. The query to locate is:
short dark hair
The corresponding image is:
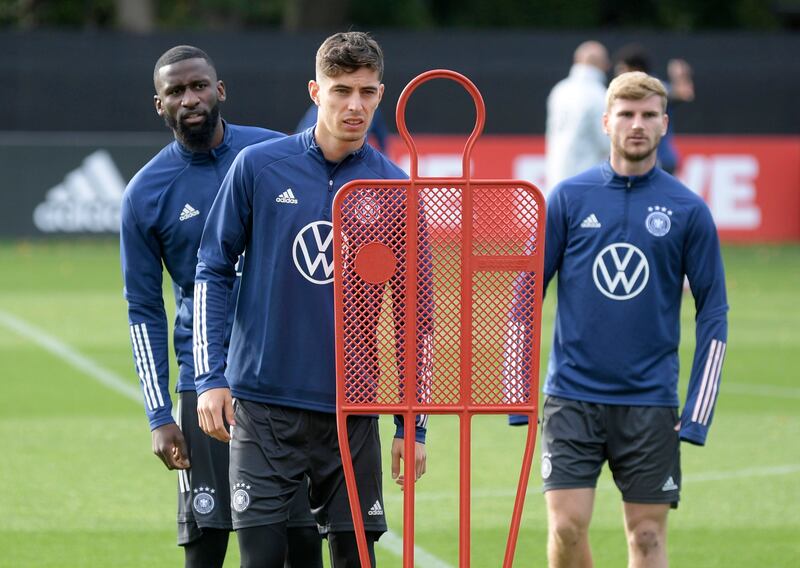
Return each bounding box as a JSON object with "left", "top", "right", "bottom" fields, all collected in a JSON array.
[
  {"left": 316, "top": 31, "right": 383, "bottom": 81},
  {"left": 613, "top": 43, "right": 651, "bottom": 73},
  {"left": 153, "top": 45, "right": 216, "bottom": 85}
]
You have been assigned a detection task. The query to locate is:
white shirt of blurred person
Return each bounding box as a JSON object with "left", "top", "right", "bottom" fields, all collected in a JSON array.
[{"left": 545, "top": 41, "right": 610, "bottom": 192}]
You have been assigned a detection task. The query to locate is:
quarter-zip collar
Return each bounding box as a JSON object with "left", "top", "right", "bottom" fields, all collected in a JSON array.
[
  {"left": 601, "top": 160, "right": 659, "bottom": 189},
  {"left": 301, "top": 126, "right": 371, "bottom": 167},
  {"left": 175, "top": 120, "right": 231, "bottom": 164}
]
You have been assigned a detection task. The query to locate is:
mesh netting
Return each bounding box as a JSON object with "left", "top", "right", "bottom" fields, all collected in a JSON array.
[{"left": 336, "top": 183, "right": 541, "bottom": 409}]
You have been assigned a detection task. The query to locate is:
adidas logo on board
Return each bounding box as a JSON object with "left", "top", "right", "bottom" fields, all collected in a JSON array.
[{"left": 32, "top": 149, "right": 125, "bottom": 233}]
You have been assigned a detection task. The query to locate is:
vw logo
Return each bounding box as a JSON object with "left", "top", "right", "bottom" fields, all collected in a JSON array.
[
  {"left": 592, "top": 243, "right": 649, "bottom": 300},
  {"left": 293, "top": 221, "right": 334, "bottom": 285}
]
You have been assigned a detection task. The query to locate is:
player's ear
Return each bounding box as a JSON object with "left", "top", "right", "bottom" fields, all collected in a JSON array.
[
  {"left": 602, "top": 112, "right": 610, "bottom": 134},
  {"left": 308, "top": 80, "right": 320, "bottom": 106},
  {"left": 378, "top": 83, "right": 385, "bottom": 103},
  {"left": 154, "top": 95, "right": 163, "bottom": 116},
  {"left": 662, "top": 113, "right": 669, "bottom": 136},
  {"left": 216, "top": 80, "right": 226, "bottom": 103}
]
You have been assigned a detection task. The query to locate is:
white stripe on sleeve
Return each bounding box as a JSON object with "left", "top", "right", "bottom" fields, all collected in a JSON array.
[
  {"left": 130, "top": 325, "right": 155, "bottom": 410},
  {"left": 692, "top": 339, "right": 719, "bottom": 423},
  {"left": 193, "top": 284, "right": 201, "bottom": 376},
  {"left": 501, "top": 321, "right": 527, "bottom": 404},
  {"left": 700, "top": 342, "right": 726, "bottom": 425},
  {"left": 140, "top": 324, "right": 165, "bottom": 407},
  {"left": 193, "top": 282, "right": 209, "bottom": 376}
]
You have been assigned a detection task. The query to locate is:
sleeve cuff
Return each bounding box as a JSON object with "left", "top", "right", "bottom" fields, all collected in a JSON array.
[
  {"left": 148, "top": 414, "right": 176, "bottom": 432},
  {"left": 508, "top": 414, "right": 529, "bottom": 426},
  {"left": 394, "top": 424, "right": 427, "bottom": 444},
  {"left": 678, "top": 422, "right": 708, "bottom": 446},
  {"left": 196, "top": 377, "right": 230, "bottom": 396}
]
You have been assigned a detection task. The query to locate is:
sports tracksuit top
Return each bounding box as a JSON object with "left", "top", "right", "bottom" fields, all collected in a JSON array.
[
  {"left": 194, "top": 128, "right": 426, "bottom": 442},
  {"left": 121, "top": 123, "right": 283, "bottom": 430},
  {"left": 510, "top": 162, "right": 728, "bottom": 446}
]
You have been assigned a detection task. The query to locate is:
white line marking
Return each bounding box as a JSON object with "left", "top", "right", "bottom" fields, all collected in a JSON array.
[
  {"left": 378, "top": 530, "right": 454, "bottom": 568},
  {"left": 0, "top": 309, "right": 140, "bottom": 402},
  {"left": 723, "top": 383, "right": 800, "bottom": 399},
  {"left": 0, "top": 309, "right": 453, "bottom": 568},
  {"left": 388, "top": 463, "right": 800, "bottom": 504}
]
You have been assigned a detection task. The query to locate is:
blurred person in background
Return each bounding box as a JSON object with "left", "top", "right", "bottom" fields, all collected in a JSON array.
[
  {"left": 614, "top": 43, "right": 695, "bottom": 175},
  {"left": 545, "top": 40, "right": 610, "bottom": 191},
  {"left": 120, "top": 45, "right": 322, "bottom": 568},
  {"left": 509, "top": 71, "right": 727, "bottom": 567}
]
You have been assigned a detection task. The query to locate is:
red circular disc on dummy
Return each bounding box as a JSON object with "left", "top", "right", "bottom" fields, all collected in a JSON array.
[{"left": 355, "top": 242, "right": 397, "bottom": 284}]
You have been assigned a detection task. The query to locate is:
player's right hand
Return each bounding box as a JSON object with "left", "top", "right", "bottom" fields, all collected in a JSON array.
[
  {"left": 197, "top": 387, "right": 235, "bottom": 443},
  {"left": 152, "top": 422, "right": 190, "bottom": 470}
]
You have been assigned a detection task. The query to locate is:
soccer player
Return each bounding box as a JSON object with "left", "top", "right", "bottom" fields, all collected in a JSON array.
[
  {"left": 193, "top": 31, "right": 428, "bottom": 567},
  {"left": 120, "top": 45, "right": 322, "bottom": 568},
  {"left": 296, "top": 103, "right": 389, "bottom": 153},
  {"left": 508, "top": 71, "right": 728, "bottom": 567},
  {"left": 545, "top": 41, "right": 610, "bottom": 191},
  {"left": 613, "top": 44, "right": 695, "bottom": 175}
]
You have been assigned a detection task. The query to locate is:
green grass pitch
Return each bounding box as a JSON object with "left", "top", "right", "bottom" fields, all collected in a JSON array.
[{"left": 0, "top": 240, "right": 798, "bottom": 567}]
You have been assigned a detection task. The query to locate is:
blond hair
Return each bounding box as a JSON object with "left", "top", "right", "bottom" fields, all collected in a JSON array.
[{"left": 606, "top": 71, "right": 667, "bottom": 112}]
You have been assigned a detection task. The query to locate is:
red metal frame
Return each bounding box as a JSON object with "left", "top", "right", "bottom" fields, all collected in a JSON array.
[{"left": 333, "top": 69, "right": 545, "bottom": 567}]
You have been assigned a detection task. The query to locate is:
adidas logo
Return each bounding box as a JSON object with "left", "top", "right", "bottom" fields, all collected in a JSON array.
[
  {"left": 179, "top": 203, "right": 200, "bottom": 221},
  {"left": 276, "top": 188, "right": 299, "bottom": 205},
  {"left": 32, "top": 149, "right": 125, "bottom": 234},
  {"left": 580, "top": 213, "right": 602, "bottom": 228},
  {"left": 367, "top": 500, "right": 384, "bottom": 516},
  {"left": 661, "top": 476, "right": 678, "bottom": 491}
]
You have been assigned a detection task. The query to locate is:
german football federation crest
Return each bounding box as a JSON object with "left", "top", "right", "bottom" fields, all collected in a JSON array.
[
  {"left": 232, "top": 482, "right": 251, "bottom": 513},
  {"left": 355, "top": 193, "right": 380, "bottom": 225},
  {"left": 645, "top": 205, "right": 673, "bottom": 237},
  {"left": 192, "top": 486, "right": 215, "bottom": 515},
  {"left": 541, "top": 453, "right": 553, "bottom": 480}
]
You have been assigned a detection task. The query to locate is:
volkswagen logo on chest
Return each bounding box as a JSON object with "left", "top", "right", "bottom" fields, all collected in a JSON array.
[
  {"left": 293, "top": 221, "right": 334, "bottom": 285},
  {"left": 592, "top": 243, "right": 649, "bottom": 300}
]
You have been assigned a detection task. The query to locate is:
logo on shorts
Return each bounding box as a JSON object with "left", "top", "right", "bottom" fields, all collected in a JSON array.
[
  {"left": 192, "top": 486, "right": 216, "bottom": 515},
  {"left": 541, "top": 452, "right": 553, "bottom": 480},
  {"left": 661, "top": 476, "right": 678, "bottom": 491},
  {"left": 645, "top": 206, "right": 672, "bottom": 237},
  {"left": 232, "top": 482, "right": 252, "bottom": 513},
  {"left": 368, "top": 500, "right": 384, "bottom": 516}
]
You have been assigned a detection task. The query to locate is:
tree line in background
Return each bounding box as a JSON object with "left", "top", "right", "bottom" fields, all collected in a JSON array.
[{"left": 1, "top": 0, "right": 797, "bottom": 31}]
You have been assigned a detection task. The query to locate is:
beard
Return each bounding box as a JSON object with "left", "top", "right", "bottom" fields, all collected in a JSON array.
[
  {"left": 615, "top": 136, "right": 660, "bottom": 163},
  {"left": 164, "top": 103, "right": 220, "bottom": 152}
]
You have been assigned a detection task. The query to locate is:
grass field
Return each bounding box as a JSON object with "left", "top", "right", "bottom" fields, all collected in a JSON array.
[{"left": 1, "top": 240, "right": 798, "bottom": 567}]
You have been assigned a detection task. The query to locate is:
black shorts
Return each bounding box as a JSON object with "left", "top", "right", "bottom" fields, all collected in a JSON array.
[
  {"left": 176, "top": 392, "right": 316, "bottom": 545},
  {"left": 540, "top": 396, "right": 681, "bottom": 507},
  {"left": 229, "top": 400, "right": 388, "bottom": 535},
  {"left": 176, "top": 390, "right": 232, "bottom": 545}
]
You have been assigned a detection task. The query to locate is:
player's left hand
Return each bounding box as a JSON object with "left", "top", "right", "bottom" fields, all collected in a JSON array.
[{"left": 391, "top": 438, "right": 427, "bottom": 489}]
